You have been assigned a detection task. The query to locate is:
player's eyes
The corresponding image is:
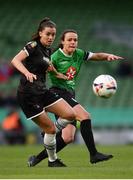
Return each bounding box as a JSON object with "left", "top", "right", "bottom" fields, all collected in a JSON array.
[
  {"left": 46, "top": 33, "right": 55, "bottom": 37},
  {"left": 52, "top": 33, "right": 56, "bottom": 37},
  {"left": 68, "top": 38, "right": 77, "bottom": 42}
]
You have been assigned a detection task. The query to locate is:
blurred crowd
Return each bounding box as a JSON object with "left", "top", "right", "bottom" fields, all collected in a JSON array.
[
  {"left": 1, "top": 109, "right": 26, "bottom": 145},
  {"left": 0, "top": 60, "right": 25, "bottom": 145},
  {"left": 0, "top": 60, "right": 19, "bottom": 108}
]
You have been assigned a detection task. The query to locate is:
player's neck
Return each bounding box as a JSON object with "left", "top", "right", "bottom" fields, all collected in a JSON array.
[{"left": 59, "top": 48, "right": 73, "bottom": 57}]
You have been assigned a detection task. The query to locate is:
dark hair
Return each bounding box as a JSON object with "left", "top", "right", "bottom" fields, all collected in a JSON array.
[
  {"left": 58, "top": 29, "right": 78, "bottom": 49},
  {"left": 32, "top": 17, "right": 56, "bottom": 40}
]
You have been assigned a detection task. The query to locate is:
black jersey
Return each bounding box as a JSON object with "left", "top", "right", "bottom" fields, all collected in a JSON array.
[{"left": 18, "top": 40, "right": 51, "bottom": 95}]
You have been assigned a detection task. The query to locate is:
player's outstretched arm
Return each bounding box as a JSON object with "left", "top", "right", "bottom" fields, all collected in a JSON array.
[{"left": 90, "top": 52, "right": 124, "bottom": 61}]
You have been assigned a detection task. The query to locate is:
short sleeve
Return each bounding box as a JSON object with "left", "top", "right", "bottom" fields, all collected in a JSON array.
[
  {"left": 23, "top": 41, "right": 37, "bottom": 56},
  {"left": 84, "top": 51, "right": 94, "bottom": 61}
]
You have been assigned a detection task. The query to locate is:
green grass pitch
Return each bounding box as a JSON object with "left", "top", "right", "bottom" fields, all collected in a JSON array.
[{"left": 0, "top": 144, "right": 133, "bottom": 179}]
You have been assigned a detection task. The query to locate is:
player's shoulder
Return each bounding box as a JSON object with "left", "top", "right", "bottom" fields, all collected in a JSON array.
[
  {"left": 25, "top": 41, "right": 37, "bottom": 49},
  {"left": 75, "top": 48, "right": 83, "bottom": 52},
  {"left": 51, "top": 48, "right": 60, "bottom": 58},
  {"left": 52, "top": 48, "right": 60, "bottom": 54},
  {"left": 75, "top": 48, "right": 84, "bottom": 55},
  {"left": 24, "top": 41, "right": 38, "bottom": 55}
]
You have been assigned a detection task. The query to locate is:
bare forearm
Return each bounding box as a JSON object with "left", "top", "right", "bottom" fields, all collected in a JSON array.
[
  {"left": 11, "top": 50, "right": 37, "bottom": 82},
  {"left": 92, "top": 53, "right": 110, "bottom": 60},
  {"left": 47, "top": 63, "right": 67, "bottom": 80},
  {"left": 11, "top": 57, "right": 29, "bottom": 75},
  {"left": 91, "top": 52, "right": 123, "bottom": 61}
]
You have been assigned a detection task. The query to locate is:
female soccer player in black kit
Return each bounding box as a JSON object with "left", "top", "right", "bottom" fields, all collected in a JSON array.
[
  {"left": 11, "top": 18, "right": 78, "bottom": 167},
  {"left": 28, "top": 29, "right": 123, "bottom": 167}
]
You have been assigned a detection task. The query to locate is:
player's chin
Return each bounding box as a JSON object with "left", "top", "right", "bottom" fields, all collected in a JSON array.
[
  {"left": 69, "top": 48, "right": 76, "bottom": 53},
  {"left": 47, "top": 41, "right": 53, "bottom": 46}
]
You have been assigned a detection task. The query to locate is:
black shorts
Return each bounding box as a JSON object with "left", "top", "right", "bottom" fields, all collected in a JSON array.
[
  {"left": 49, "top": 87, "right": 78, "bottom": 127},
  {"left": 17, "top": 89, "right": 62, "bottom": 120},
  {"left": 49, "top": 87, "right": 79, "bottom": 107}
]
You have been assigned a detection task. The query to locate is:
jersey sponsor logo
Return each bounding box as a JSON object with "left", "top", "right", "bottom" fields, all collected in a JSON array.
[
  {"left": 43, "top": 57, "right": 50, "bottom": 63},
  {"left": 66, "top": 66, "right": 76, "bottom": 80},
  {"left": 34, "top": 104, "right": 40, "bottom": 109}
]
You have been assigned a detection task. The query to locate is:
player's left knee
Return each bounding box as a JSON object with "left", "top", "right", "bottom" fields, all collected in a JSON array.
[
  {"left": 63, "top": 135, "right": 75, "bottom": 144},
  {"left": 78, "top": 112, "right": 91, "bottom": 121}
]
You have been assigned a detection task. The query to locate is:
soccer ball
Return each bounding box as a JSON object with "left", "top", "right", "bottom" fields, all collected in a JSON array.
[{"left": 92, "top": 74, "right": 117, "bottom": 98}]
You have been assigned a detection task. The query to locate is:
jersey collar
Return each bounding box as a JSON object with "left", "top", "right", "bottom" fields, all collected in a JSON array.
[{"left": 59, "top": 48, "right": 72, "bottom": 57}]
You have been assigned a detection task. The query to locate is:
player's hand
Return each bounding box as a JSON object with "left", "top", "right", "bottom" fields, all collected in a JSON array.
[
  {"left": 47, "top": 64, "right": 55, "bottom": 72},
  {"left": 56, "top": 72, "right": 68, "bottom": 80},
  {"left": 107, "top": 54, "right": 124, "bottom": 61},
  {"left": 25, "top": 72, "right": 37, "bottom": 83},
  {"left": 47, "top": 63, "right": 68, "bottom": 80}
]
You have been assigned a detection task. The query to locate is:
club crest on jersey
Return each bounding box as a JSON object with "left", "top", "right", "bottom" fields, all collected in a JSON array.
[
  {"left": 43, "top": 57, "right": 50, "bottom": 63},
  {"left": 66, "top": 66, "right": 76, "bottom": 80}
]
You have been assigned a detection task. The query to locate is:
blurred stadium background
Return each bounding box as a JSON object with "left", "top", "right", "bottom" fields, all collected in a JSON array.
[{"left": 0, "top": 0, "right": 133, "bottom": 145}]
